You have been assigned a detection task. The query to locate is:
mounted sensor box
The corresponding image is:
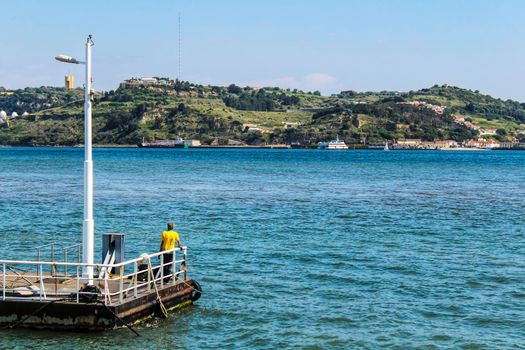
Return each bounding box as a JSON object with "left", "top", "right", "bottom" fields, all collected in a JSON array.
[{"left": 102, "top": 233, "right": 125, "bottom": 274}]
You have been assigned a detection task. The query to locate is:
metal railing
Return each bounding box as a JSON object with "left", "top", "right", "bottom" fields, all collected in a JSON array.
[{"left": 0, "top": 247, "right": 188, "bottom": 305}]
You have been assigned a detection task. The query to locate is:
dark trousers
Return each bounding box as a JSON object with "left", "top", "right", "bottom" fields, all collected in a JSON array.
[{"left": 162, "top": 253, "right": 173, "bottom": 280}]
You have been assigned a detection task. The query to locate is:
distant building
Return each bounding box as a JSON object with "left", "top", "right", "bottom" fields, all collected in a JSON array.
[
  {"left": 227, "top": 139, "right": 246, "bottom": 146},
  {"left": 453, "top": 116, "right": 465, "bottom": 123},
  {"left": 138, "top": 77, "right": 158, "bottom": 84},
  {"left": 419, "top": 140, "right": 458, "bottom": 149},
  {"left": 480, "top": 128, "right": 497, "bottom": 135},
  {"left": 340, "top": 90, "right": 357, "bottom": 97},
  {"left": 243, "top": 123, "right": 269, "bottom": 133},
  {"left": 0, "top": 110, "right": 8, "bottom": 127},
  {"left": 119, "top": 77, "right": 173, "bottom": 89},
  {"left": 482, "top": 141, "right": 500, "bottom": 149},
  {"left": 465, "top": 140, "right": 481, "bottom": 148},
  {"left": 433, "top": 140, "right": 458, "bottom": 149},
  {"left": 405, "top": 101, "right": 445, "bottom": 114},
  {"left": 64, "top": 74, "right": 74, "bottom": 89},
  {"left": 463, "top": 121, "right": 479, "bottom": 130},
  {"left": 499, "top": 141, "right": 517, "bottom": 149},
  {"left": 394, "top": 139, "right": 421, "bottom": 149},
  {"left": 247, "top": 127, "right": 263, "bottom": 133},
  {"left": 283, "top": 122, "right": 300, "bottom": 129},
  {"left": 368, "top": 143, "right": 386, "bottom": 149},
  {"left": 184, "top": 139, "right": 201, "bottom": 147}
]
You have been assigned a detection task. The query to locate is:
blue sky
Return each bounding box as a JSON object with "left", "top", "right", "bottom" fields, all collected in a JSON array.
[{"left": 1, "top": 0, "right": 525, "bottom": 100}]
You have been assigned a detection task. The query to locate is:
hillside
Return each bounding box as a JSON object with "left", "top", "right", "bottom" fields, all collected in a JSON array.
[{"left": 1, "top": 81, "right": 524, "bottom": 146}]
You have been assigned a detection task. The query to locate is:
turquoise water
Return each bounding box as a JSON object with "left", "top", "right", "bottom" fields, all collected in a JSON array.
[{"left": 0, "top": 148, "right": 524, "bottom": 349}]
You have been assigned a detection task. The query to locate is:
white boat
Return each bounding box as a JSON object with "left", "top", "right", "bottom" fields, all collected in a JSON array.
[
  {"left": 384, "top": 141, "right": 389, "bottom": 151},
  {"left": 317, "top": 141, "right": 329, "bottom": 149},
  {"left": 318, "top": 137, "right": 348, "bottom": 150},
  {"left": 140, "top": 136, "right": 188, "bottom": 148}
]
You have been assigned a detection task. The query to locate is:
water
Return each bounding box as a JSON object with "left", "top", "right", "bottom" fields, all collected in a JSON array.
[{"left": 0, "top": 148, "right": 524, "bottom": 349}]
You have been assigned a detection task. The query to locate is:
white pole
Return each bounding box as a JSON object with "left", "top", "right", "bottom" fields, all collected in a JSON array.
[{"left": 83, "top": 35, "right": 94, "bottom": 285}]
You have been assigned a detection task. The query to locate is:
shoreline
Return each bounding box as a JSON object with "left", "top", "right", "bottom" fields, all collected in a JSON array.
[{"left": 1, "top": 144, "right": 524, "bottom": 151}]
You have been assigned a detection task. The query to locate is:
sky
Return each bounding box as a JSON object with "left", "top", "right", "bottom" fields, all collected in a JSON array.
[{"left": 1, "top": 0, "right": 525, "bottom": 100}]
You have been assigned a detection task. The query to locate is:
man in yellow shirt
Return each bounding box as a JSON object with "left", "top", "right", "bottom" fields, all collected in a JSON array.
[{"left": 159, "top": 222, "right": 183, "bottom": 279}]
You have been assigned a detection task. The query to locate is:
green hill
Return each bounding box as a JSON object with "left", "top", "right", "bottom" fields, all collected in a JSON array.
[{"left": 1, "top": 81, "right": 524, "bottom": 146}]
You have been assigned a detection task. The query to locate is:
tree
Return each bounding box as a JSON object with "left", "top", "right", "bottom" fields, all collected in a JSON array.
[
  {"left": 465, "top": 103, "right": 475, "bottom": 113},
  {"left": 132, "top": 104, "right": 147, "bottom": 118},
  {"left": 227, "top": 84, "right": 242, "bottom": 94}
]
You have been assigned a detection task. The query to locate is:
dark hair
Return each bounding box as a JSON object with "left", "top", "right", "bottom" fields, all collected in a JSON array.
[{"left": 167, "top": 222, "right": 174, "bottom": 230}]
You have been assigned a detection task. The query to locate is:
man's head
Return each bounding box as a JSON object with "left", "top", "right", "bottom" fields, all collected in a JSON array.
[{"left": 167, "top": 222, "right": 174, "bottom": 230}]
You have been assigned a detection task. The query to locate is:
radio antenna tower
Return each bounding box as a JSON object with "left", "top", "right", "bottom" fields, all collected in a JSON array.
[{"left": 178, "top": 12, "right": 182, "bottom": 80}]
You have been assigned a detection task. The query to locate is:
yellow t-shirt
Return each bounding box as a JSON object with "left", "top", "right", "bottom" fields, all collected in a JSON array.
[{"left": 160, "top": 230, "right": 180, "bottom": 251}]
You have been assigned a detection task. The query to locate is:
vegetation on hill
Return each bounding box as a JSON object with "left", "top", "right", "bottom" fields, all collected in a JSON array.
[{"left": 0, "top": 81, "right": 524, "bottom": 146}]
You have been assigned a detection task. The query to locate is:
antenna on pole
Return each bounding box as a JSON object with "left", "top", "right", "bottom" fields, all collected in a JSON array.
[{"left": 178, "top": 12, "right": 182, "bottom": 80}]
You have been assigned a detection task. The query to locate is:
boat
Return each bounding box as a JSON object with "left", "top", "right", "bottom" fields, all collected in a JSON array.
[
  {"left": 384, "top": 141, "right": 390, "bottom": 151},
  {"left": 317, "top": 141, "right": 329, "bottom": 149},
  {"left": 318, "top": 137, "right": 348, "bottom": 150},
  {"left": 139, "top": 137, "right": 188, "bottom": 148}
]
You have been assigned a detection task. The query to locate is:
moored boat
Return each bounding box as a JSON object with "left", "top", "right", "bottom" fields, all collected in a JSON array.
[
  {"left": 139, "top": 137, "right": 188, "bottom": 148},
  {"left": 318, "top": 137, "right": 348, "bottom": 150}
]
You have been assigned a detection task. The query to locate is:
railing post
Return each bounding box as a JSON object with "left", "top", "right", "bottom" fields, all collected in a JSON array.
[
  {"left": 53, "top": 263, "right": 58, "bottom": 296},
  {"left": 134, "top": 262, "right": 138, "bottom": 298},
  {"left": 119, "top": 266, "right": 124, "bottom": 303},
  {"left": 64, "top": 249, "right": 68, "bottom": 277},
  {"left": 147, "top": 258, "right": 151, "bottom": 292},
  {"left": 51, "top": 243, "right": 55, "bottom": 276},
  {"left": 160, "top": 254, "right": 164, "bottom": 288},
  {"left": 76, "top": 264, "right": 80, "bottom": 303},
  {"left": 183, "top": 247, "right": 188, "bottom": 281},
  {"left": 172, "top": 249, "right": 177, "bottom": 285},
  {"left": 2, "top": 263, "right": 5, "bottom": 301},
  {"left": 36, "top": 248, "right": 40, "bottom": 276},
  {"left": 103, "top": 273, "right": 107, "bottom": 305},
  {"left": 38, "top": 263, "right": 43, "bottom": 300}
]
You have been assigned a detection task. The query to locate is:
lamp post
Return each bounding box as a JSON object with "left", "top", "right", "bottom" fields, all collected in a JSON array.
[{"left": 55, "top": 35, "right": 95, "bottom": 285}]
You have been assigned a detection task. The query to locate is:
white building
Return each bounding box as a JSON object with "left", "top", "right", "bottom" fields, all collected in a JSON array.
[
  {"left": 480, "top": 129, "right": 497, "bottom": 135},
  {"left": 184, "top": 139, "right": 201, "bottom": 147},
  {"left": 0, "top": 110, "right": 8, "bottom": 126}
]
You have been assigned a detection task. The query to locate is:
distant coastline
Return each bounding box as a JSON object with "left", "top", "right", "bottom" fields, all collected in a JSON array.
[
  {"left": 1, "top": 144, "right": 524, "bottom": 151},
  {"left": 2, "top": 82, "right": 525, "bottom": 149}
]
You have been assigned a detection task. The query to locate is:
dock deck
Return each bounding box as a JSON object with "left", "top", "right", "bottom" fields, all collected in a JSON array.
[{"left": 0, "top": 247, "right": 201, "bottom": 330}]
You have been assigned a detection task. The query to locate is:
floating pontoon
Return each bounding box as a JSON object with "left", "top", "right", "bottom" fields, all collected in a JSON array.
[{"left": 0, "top": 241, "right": 201, "bottom": 330}]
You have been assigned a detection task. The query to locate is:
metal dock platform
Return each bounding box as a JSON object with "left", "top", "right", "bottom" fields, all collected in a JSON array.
[{"left": 0, "top": 246, "right": 201, "bottom": 331}]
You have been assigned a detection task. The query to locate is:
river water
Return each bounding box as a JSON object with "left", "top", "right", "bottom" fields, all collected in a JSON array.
[{"left": 0, "top": 148, "right": 523, "bottom": 349}]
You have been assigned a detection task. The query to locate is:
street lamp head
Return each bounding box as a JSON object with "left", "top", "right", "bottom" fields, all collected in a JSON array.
[{"left": 55, "top": 54, "right": 82, "bottom": 64}]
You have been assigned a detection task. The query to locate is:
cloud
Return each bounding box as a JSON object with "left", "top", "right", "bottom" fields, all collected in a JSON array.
[
  {"left": 249, "top": 73, "right": 342, "bottom": 95},
  {"left": 303, "top": 73, "right": 337, "bottom": 87}
]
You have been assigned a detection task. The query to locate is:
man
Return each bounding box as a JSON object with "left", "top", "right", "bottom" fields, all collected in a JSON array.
[{"left": 159, "top": 222, "right": 183, "bottom": 280}]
